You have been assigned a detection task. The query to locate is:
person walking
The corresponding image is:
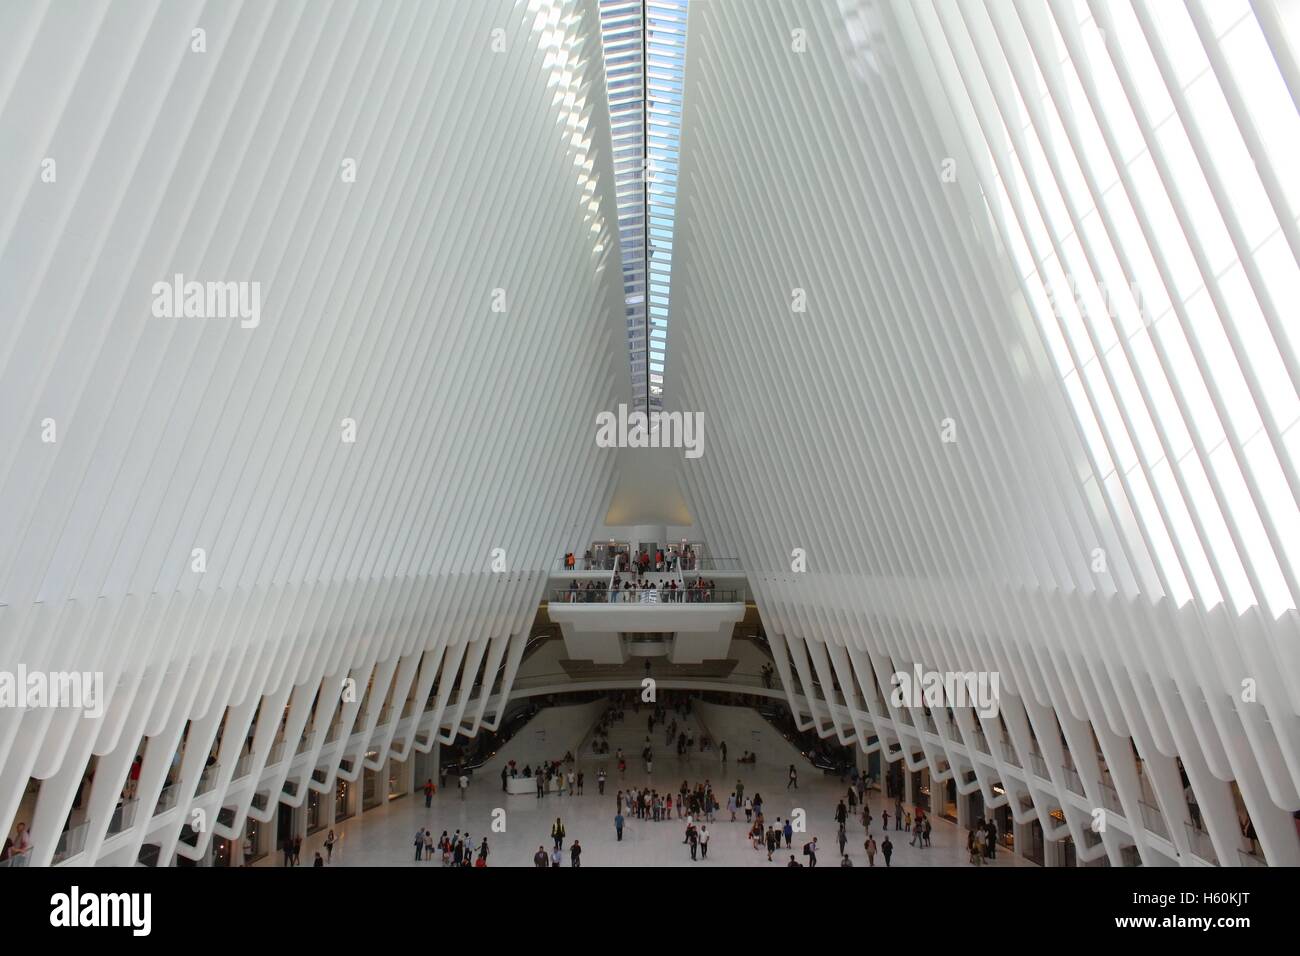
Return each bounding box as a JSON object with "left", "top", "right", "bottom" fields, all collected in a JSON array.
[
  {"left": 788, "top": 764, "right": 798, "bottom": 789},
  {"left": 615, "top": 811, "right": 625, "bottom": 841},
  {"left": 534, "top": 845, "right": 548, "bottom": 868},
  {"left": 413, "top": 828, "right": 425, "bottom": 862},
  {"left": 293, "top": 835, "right": 302, "bottom": 866},
  {"left": 424, "top": 778, "right": 435, "bottom": 807},
  {"left": 536, "top": 774, "right": 544, "bottom": 799},
  {"left": 569, "top": 839, "right": 582, "bottom": 867},
  {"left": 783, "top": 817, "right": 793, "bottom": 848},
  {"left": 865, "top": 835, "right": 877, "bottom": 867},
  {"left": 551, "top": 845, "right": 563, "bottom": 868},
  {"left": 458, "top": 772, "right": 469, "bottom": 800},
  {"left": 501, "top": 767, "right": 508, "bottom": 792},
  {"left": 324, "top": 829, "right": 336, "bottom": 863},
  {"left": 551, "top": 818, "right": 565, "bottom": 850},
  {"left": 598, "top": 768, "right": 606, "bottom": 795},
  {"left": 882, "top": 835, "right": 893, "bottom": 867},
  {"left": 699, "top": 825, "right": 710, "bottom": 859}
]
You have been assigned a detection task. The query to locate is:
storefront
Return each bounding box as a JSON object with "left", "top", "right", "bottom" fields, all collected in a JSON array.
[
  {"left": 993, "top": 802, "right": 1014, "bottom": 850},
  {"left": 387, "top": 757, "right": 408, "bottom": 801},
  {"left": 1026, "top": 818, "right": 1045, "bottom": 865},
  {"left": 911, "top": 766, "right": 931, "bottom": 811},
  {"left": 276, "top": 802, "right": 296, "bottom": 852},
  {"left": 362, "top": 761, "right": 383, "bottom": 811},
  {"left": 885, "top": 761, "right": 904, "bottom": 800},
  {"left": 212, "top": 836, "right": 233, "bottom": 867},
  {"left": 243, "top": 816, "right": 266, "bottom": 865},
  {"left": 940, "top": 779, "right": 959, "bottom": 822},
  {"left": 306, "top": 788, "right": 324, "bottom": 834},
  {"left": 335, "top": 779, "right": 353, "bottom": 822}
]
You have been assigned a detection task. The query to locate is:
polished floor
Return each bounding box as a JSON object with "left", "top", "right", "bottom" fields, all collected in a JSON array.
[{"left": 262, "top": 750, "right": 1035, "bottom": 868}]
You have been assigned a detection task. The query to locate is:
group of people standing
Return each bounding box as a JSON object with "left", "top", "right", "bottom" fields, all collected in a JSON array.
[
  {"left": 968, "top": 817, "right": 1000, "bottom": 864},
  {"left": 536, "top": 817, "right": 582, "bottom": 867},
  {"left": 415, "top": 827, "right": 489, "bottom": 867}
]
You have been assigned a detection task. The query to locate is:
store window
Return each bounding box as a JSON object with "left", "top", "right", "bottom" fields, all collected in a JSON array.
[
  {"left": 307, "top": 789, "right": 323, "bottom": 834},
  {"left": 335, "top": 780, "right": 353, "bottom": 822}
]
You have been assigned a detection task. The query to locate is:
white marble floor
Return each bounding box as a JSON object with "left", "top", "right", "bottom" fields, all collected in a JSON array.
[{"left": 262, "top": 750, "right": 1035, "bottom": 868}]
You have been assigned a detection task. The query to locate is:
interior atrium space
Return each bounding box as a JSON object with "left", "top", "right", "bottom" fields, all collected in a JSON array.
[{"left": 1, "top": 0, "right": 1299, "bottom": 930}]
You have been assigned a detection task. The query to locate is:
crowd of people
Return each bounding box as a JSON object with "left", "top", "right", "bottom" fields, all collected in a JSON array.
[
  {"left": 414, "top": 827, "right": 490, "bottom": 866},
  {"left": 496, "top": 753, "right": 593, "bottom": 798},
  {"left": 563, "top": 545, "right": 702, "bottom": 573},
  {"left": 560, "top": 576, "right": 720, "bottom": 604}
]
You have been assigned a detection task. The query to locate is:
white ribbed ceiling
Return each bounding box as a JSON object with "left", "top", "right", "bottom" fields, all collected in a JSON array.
[
  {"left": 669, "top": 0, "right": 1300, "bottom": 865},
  {"left": 3, "top": 0, "right": 1300, "bottom": 869},
  {"left": 0, "top": 0, "right": 626, "bottom": 864}
]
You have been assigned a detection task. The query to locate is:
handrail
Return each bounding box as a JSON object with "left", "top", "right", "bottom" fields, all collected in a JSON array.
[
  {"left": 550, "top": 587, "right": 742, "bottom": 604},
  {"left": 108, "top": 798, "right": 139, "bottom": 835},
  {"left": 554, "top": 553, "right": 744, "bottom": 572},
  {"left": 51, "top": 821, "right": 89, "bottom": 864},
  {"left": 1139, "top": 801, "right": 1168, "bottom": 839},
  {"left": 1184, "top": 821, "right": 1219, "bottom": 863}
]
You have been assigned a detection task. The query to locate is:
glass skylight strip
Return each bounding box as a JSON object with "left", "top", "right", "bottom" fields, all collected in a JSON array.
[{"left": 599, "top": 0, "right": 688, "bottom": 413}]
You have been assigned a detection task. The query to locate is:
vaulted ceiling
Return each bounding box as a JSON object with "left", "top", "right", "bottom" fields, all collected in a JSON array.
[{"left": 1, "top": 0, "right": 1299, "bottom": 867}]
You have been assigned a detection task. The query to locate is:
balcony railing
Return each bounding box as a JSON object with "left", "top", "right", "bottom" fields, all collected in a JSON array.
[
  {"left": 1062, "top": 766, "right": 1086, "bottom": 796},
  {"left": 107, "top": 799, "right": 138, "bottom": 835},
  {"left": 1184, "top": 822, "right": 1219, "bottom": 864},
  {"left": 1139, "top": 801, "right": 1168, "bottom": 839},
  {"left": 1028, "top": 752, "right": 1049, "bottom": 779},
  {"left": 196, "top": 763, "right": 221, "bottom": 795},
  {"left": 51, "top": 822, "right": 89, "bottom": 864},
  {"left": 550, "top": 587, "right": 742, "bottom": 604},
  {"left": 154, "top": 784, "right": 178, "bottom": 816},
  {"left": 1098, "top": 782, "right": 1123, "bottom": 815}
]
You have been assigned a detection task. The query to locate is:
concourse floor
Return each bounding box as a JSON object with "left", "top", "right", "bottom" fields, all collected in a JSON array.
[{"left": 260, "top": 752, "right": 1036, "bottom": 868}]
